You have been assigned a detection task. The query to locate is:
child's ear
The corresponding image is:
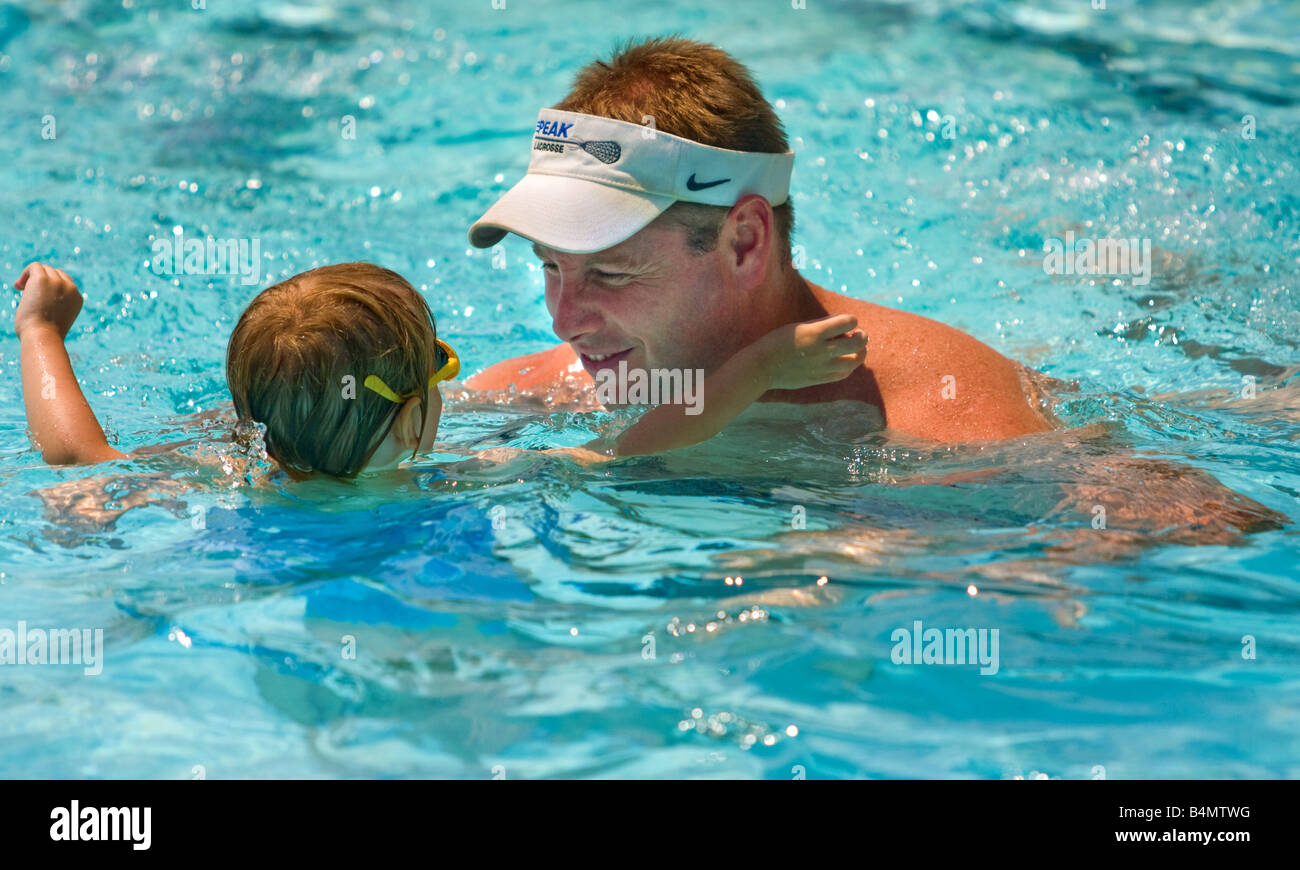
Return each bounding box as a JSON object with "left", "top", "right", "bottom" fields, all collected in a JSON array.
[{"left": 391, "top": 396, "right": 424, "bottom": 447}]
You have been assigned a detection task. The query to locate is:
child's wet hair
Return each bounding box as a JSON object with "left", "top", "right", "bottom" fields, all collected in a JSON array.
[{"left": 226, "top": 262, "right": 438, "bottom": 479}]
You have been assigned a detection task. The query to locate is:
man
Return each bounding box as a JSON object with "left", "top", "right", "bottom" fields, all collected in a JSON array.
[{"left": 466, "top": 37, "right": 1051, "bottom": 443}]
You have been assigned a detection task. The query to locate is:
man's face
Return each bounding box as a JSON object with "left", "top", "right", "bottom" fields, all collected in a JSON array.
[{"left": 534, "top": 221, "right": 742, "bottom": 380}]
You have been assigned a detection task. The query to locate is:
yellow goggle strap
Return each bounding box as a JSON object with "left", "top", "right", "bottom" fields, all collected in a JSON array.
[{"left": 363, "top": 339, "right": 459, "bottom": 404}]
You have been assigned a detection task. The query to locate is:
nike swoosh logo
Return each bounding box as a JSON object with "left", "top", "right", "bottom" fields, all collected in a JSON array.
[{"left": 685, "top": 173, "right": 731, "bottom": 191}]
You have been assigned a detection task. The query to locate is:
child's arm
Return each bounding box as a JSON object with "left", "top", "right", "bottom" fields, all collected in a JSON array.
[
  {"left": 14, "top": 262, "right": 127, "bottom": 464},
  {"left": 612, "top": 314, "right": 867, "bottom": 456}
]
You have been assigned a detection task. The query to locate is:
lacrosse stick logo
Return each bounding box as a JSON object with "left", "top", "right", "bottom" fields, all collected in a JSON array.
[{"left": 534, "top": 135, "right": 622, "bottom": 164}]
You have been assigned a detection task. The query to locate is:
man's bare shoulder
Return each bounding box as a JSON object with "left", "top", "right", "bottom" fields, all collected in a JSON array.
[
  {"left": 813, "top": 287, "right": 1052, "bottom": 441},
  {"left": 464, "top": 342, "right": 582, "bottom": 392}
]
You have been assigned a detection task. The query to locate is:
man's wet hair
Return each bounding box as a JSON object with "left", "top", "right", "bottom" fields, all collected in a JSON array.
[{"left": 555, "top": 36, "right": 795, "bottom": 267}]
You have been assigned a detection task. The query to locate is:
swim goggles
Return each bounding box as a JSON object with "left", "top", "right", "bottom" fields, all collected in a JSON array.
[{"left": 363, "top": 338, "right": 459, "bottom": 403}]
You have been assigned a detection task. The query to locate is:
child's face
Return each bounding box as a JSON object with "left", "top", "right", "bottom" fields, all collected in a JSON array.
[
  {"left": 419, "top": 385, "right": 443, "bottom": 452},
  {"left": 362, "top": 379, "right": 443, "bottom": 472}
]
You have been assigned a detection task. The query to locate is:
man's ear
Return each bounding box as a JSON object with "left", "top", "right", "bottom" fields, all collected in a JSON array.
[
  {"left": 391, "top": 396, "right": 424, "bottom": 448},
  {"left": 722, "top": 194, "right": 775, "bottom": 290}
]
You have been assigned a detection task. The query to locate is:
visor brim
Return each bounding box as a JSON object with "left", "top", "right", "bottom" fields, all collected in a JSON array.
[{"left": 468, "top": 173, "right": 676, "bottom": 254}]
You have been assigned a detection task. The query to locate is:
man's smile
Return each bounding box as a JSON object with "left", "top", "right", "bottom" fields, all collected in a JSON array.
[{"left": 576, "top": 346, "right": 635, "bottom": 375}]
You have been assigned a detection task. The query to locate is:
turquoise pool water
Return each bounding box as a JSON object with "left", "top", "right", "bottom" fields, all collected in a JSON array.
[{"left": 1, "top": 0, "right": 1298, "bottom": 778}]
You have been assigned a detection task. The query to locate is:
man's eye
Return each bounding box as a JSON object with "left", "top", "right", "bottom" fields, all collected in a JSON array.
[
  {"left": 593, "top": 270, "right": 630, "bottom": 282},
  {"left": 541, "top": 262, "right": 558, "bottom": 272}
]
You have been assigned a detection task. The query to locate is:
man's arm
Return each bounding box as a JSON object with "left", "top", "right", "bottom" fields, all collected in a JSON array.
[
  {"left": 14, "top": 263, "right": 127, "bottom": 464},
  {"left": 851, "top": 302, "right": 1053, "bottom": 442},
  {"left": 464, "top": 342, "right": 582, "bottom": 393},
  {"left": 879, "top": 350, "right": 1052, "bottom": 442}
]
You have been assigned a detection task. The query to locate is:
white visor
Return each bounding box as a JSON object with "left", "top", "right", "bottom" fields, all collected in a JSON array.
[{"left": 468, "top": 108, "right": 795, "bottom": 253}]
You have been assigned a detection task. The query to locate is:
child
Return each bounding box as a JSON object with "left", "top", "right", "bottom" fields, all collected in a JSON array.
[{"left": 13, "top": 261, "right": 867, "bottom": 476}]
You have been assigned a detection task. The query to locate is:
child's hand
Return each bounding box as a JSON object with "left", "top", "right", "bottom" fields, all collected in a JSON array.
[
  {"left": 14, "top": 262, "right": 83, "bottom": 340},
  {"left": 759, "top": 314, "right": 868, "bottom": 390}
]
